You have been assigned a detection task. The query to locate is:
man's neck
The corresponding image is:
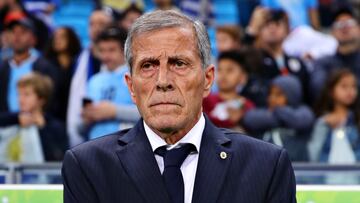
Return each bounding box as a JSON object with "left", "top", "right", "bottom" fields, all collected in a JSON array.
[
  {"left": 263, "top": 43, "right": 283, "bottom": 58},
  {"left": 337, "top": 44, "right": 359, "bottom": 55},
  {"left": 13, "top": 50, "right": 31, "bottom": 65}
]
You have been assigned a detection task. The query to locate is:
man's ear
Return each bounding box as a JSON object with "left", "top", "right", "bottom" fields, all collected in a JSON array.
[
  {"left": 203, "top": 65, "right": 215, "bottom": 98},
  {"left": 125, "top": 73, "right": 137, "bottom": 104}
]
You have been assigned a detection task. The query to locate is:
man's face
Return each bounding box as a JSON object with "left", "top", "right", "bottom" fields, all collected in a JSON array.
[
  {"left": 260, "top": 21, "right": 288, "bottom": 46},
  {"left": 11, "top": 25, "right": 34, "bottom": 53},
  {"left": 97, "top": 40, "right": 124, "bottom": 70},
  {"left": 89, "top": 11, "right": 112, "bottom": 42},
  {"left": 332, "top": 14, "right": 360, "bottom": 45},
  {"left": 125, "top": 27, "right": 214, "bottom": 137}
]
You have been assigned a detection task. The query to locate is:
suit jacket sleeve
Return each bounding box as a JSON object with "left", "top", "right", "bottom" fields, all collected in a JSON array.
[
  {"left": 62, "top": 150, "right": 98, "bottom": 203},
  {"left": 266, "top": 149, "right": 297, "bottom": 203}
]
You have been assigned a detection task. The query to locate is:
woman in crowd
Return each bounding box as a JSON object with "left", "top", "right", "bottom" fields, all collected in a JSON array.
[
  {"left": 308, "top": 69, "right": 360, "bottom": 163},
  {"left": 45, "top": 26, "right": 81, "bottom": 123}
]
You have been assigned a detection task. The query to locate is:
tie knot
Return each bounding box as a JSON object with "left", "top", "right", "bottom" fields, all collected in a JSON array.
[{"left": 155, "top": 143, "right": 196, "bottom": 168}]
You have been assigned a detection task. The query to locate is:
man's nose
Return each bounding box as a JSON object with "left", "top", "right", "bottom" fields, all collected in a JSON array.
[{"left": 156, "top": 65, "right": 174, "bottom": 92}]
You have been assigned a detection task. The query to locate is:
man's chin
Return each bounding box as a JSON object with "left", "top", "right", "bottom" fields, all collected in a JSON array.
[{"left": 147, "top": 115, "right": 182, "bottom": 132}]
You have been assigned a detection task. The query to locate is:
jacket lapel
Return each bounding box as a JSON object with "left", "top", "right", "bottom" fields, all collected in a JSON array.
[
  {"left": 192, "top": 118, "right": 233, "bottom": 203},
  {"left": 115, "top": 119, "right": 170, "bottom": 203}
]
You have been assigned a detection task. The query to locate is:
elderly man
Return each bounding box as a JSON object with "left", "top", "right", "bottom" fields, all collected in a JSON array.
[{"left": 62, "top": 10, "right": 296, "bottom": 203}]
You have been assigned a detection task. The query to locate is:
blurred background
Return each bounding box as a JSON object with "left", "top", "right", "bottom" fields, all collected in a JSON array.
[{"left": 1, "top": 0, "right": 360, "bottom": 202}]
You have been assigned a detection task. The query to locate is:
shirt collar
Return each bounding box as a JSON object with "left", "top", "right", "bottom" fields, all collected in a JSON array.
[
  {"left": 144, "top": 114, "right": 205, "bottom": 153},
  {"left": 10, "top": 50, "right": 38, "bottom": 68}
]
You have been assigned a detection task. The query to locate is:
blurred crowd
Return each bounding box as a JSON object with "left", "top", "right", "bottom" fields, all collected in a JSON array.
[{"left": 0, "top": 0, "right": 360, "bottom": 165}]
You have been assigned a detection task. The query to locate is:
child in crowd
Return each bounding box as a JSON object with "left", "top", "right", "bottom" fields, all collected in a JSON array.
[
  {"left": 80, "top": 26, "right": 139, "bottom": 140},
  {"left": 243, "top": 75, "right": 314, "bottom": 161},
  {"left": 308, "top": 69, "right": 360, "bottom": 163},
  {"left": 203, "top": 50, "right": 254, "bottom": 131},
  {"left": 0, "top": 73, "right": 68, "bottom": 162}
]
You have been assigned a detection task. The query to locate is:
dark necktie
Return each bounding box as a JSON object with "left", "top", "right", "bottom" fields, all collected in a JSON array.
[{"left": 155, "top": 144, "right": 195, "bottom": 203}]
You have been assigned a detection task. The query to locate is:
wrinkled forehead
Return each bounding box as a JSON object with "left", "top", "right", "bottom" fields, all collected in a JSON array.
[{"left": 131, "top": 26, "right": 198, "bottom": 58}]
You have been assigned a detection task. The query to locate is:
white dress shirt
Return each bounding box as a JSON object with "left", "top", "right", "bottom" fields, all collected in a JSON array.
[{"left": 144, "top": 114, "right": 205, "bottom": 203}]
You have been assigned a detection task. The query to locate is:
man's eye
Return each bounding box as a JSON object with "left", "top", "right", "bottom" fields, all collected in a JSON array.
[
  {"left": 174, "top": 60, "right": 186, "bottom": 68},
  {"left": 141, "top": 62, "right": 154, "bottom": 69}
]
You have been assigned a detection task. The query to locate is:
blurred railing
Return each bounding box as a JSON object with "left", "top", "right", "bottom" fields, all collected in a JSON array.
[
  {"left": 0, "top": 162, "right": 62, "bottom": 184},
  {"left": 1, "top": 162, "right": 360, "bottom": 184}
]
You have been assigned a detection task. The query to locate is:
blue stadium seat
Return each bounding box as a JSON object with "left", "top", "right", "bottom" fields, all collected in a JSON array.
[{"left": 53, "top": 0, "right": 95, "bottom": 47}]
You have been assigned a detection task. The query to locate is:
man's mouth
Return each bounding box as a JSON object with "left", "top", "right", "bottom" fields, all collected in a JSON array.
[{"left": 150, "top": 102, "right": 181, "bottom": 107}]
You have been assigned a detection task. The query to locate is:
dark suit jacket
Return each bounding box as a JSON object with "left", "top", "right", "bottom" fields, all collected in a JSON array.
[{"left": 62, "top": 117, "right": 296, "bottom": 203}]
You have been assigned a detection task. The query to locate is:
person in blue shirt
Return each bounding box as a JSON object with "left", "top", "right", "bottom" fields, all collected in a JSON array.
[
  {"left": 66, "top": 9, "right": 113, "bottom": 146},
  {"left": 0, "top": 18, "right": 58, "bottom": 115},
  {"left": 80, "top": 26, "right": 140, "bottom": 140},
  {"left": 261, "top": 0, "right": 320, "bottom": 29}
]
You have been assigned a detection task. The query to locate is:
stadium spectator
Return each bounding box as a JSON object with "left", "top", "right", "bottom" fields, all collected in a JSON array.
[
  {"left": 308, "top": 69, "right": 360, "bottom": 163},
  {"left": 311, "top": 7, "right": 360, "bottom": 101},
  {"left": 203, "top": 50, "right": 254, "bottom": 130},
  {"left": 215, "top": 25, "right": 242, "bottom": 53},
  {"left": 44, "top": 27, "right": 82, "bottom": 123},
  {"left": 66, "top": 9, "right": 112, "bottom": 146},
  {"left": 117, "top": 4, "right": 143, "bottom": 31},
  {"left": 1, "top": 0, "right": 51, "bottom": 51},
  {"left": 260, "top": 0, "right": 320, "bottom": 29},
  {"left": 243, "top": 75, "right": 314, "bottom": 161},
  {"left": 0, "top": 73, "right": 68, "bottom": 162},
  {"left": 79, "top": 26, "right": 139, "bottom": 140},
  {"left": 0, "top": 18, "right": 58, "bottom": 114},
  {"left": 245, "top": 9, "right": 310, "bottom": 106}
]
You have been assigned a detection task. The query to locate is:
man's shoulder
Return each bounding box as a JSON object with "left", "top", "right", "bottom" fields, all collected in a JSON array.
[{"left": 69, "top": 128, "right": 130, "bottom": 157}]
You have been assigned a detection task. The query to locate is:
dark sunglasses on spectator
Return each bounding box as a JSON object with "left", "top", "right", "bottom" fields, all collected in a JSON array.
[{"left": 333, "top": 19, "right": 358, "bottom": 29}]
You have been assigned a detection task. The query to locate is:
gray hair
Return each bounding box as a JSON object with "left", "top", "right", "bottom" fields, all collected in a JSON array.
[{"left": 124, "top": 10, "right": 211, "bottom": 73}]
